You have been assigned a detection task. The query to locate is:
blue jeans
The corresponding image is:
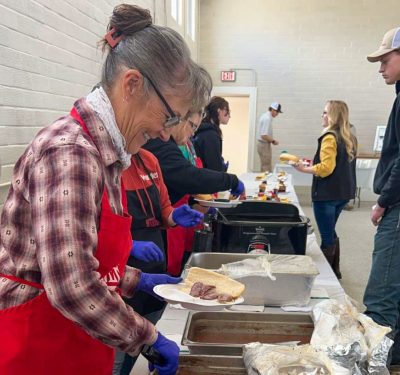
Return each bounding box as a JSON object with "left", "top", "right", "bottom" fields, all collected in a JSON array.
[
  {"left": 364, "top": 205, "right": 400, "bottom": 363},
  {"left": 312, "top": 200, "right": 348, "bottom": 247}
]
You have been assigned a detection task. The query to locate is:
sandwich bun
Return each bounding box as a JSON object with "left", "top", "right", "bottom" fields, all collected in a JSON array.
[
  {"left": 194, "top": 194, "right": 213, "bottom": 201},
  {"left": 181, "top": 267, "right": 245, "bottom": 298},
  {"left": 279, "top": 153, "right": 299, "bottom": 163}
]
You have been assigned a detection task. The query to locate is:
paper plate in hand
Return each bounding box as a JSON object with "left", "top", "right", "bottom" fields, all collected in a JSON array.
[
  {"left": 194, "top": 199, "right": 242, "bottom": 208},
  {"left": 153, "top": 284, "right": 244, "bottom": 311}
]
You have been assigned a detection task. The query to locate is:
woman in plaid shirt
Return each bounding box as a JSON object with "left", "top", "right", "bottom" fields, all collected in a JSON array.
[{"left": 0, "top": 4, "right": 211, "bottom": 375}]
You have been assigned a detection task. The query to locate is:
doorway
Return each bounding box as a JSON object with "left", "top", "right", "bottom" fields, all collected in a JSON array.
[{"left": 211, "top": 87, "right": 257, "bottom": 175}]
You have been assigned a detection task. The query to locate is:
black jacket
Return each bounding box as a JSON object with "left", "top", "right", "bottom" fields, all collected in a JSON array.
[
  {"left": 311, "top": 132, "right": 356, "bottom": 202},
  {"left": 193, "top": 121, "right": 226, "bottom": 172},
  {"left": 143, "top": 137, "right": 239, "bottom": 205},
  {"left": 374, "top": 92, "right": 400, "bottom": 208}
]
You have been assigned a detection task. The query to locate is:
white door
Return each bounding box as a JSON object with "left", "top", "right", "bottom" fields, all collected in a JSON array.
[
  {"left": 220, "top": 96, "right": 249, "bottom": 176},
  {"left": 211, "top": 87, "right": 257, "bottom": 174}
]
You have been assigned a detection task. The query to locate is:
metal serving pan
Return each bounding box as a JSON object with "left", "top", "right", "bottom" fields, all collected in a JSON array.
[
  {"left": 177, "top": 355, "right": 246, "bottom": 375},
  {"left": 184, "top": 252, "right": 319, "bottom": 306},
  {"left": 182, "top": 311, "right": 314, "bottom": 355}
]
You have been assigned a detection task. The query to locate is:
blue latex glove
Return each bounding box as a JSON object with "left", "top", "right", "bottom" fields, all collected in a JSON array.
[
  {"left": 137, "top": 273, "right": 182, "bottom": 299},
  {"left": 130, "top": 241, "right": 164, "bottom": 262},
  {"left": 231, "top": 179, "right": 245, "bottom": 197},
  {"left": 172, "top": 204, "right": 204, "bottom": 228},
  {"left": 148, "top": 332, "right": 179, "bottom": 375},
  {"left": 207, "top": 207, "right": 217, "bottom": 216}
]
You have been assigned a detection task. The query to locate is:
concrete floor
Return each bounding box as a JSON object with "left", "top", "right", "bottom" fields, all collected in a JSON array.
[{"left": 296, "top": 186, "right": 375, "bottom": 309}]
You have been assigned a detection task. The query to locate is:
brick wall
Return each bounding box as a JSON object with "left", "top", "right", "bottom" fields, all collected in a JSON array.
[
  {"left": 0, "top": 0, "right": 199, "bottom": 210},
  {"left": 199, "top": 0, "right": 400, "bottom": 171}
]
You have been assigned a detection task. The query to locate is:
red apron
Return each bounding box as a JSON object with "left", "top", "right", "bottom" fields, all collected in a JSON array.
[
  {"left": 0, "top": 108, "right": 132, "bottom": 375},
  {"left": 167, "top": 195, "right": 191, "bottom": 276},
  {"left": 167, "top": 155, "right": 204, "bottom": 276}
]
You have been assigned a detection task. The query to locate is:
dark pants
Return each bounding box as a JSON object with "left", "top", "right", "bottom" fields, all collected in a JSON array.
[
  {"left": 312, "top": 200, "right": 348, "bottom": 247},
  {"left": 364, "top": 205, "right": 400, "bottom": 364}
]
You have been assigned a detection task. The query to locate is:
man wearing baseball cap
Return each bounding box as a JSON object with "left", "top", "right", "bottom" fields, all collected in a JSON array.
[
  {"left": 363, "top": 27, "right": 400, "bottom": 366},
  {"left": 256, "top": 102, "right": 283, "bottom": 172}
]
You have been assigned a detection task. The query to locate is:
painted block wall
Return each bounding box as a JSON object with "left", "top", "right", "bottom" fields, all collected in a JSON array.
[
  {"left": 199, "top": 0, "right": 400, "bottom": 171},
  {"left": 0, "top": 0, "right": 199, "bottom": 210}
]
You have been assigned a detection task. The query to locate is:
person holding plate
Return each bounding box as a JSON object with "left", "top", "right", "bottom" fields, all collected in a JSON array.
[
  {"left": 113, "top": 145, "right": 204, "bottom": 375},
  {"left": 293, "top": 100, "right": 357, "bottom": 279},
  {"left": 0, "top": 4, "right": 211, "bottom": 375}
]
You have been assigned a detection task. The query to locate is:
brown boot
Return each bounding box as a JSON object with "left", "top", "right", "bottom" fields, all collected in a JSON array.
[
  {"left": 321, "top": 244, "right": 335, "bottom": 267},
  {"left": 333, "top": 238, "right": 342, "bottom": 279}
]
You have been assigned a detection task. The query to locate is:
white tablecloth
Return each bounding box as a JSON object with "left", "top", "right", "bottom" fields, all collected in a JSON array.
[
  {"left": 273, "top": 163, "right": 313, "bottom": 186},
  {"left": 273, "top": 160, "right": 377, "bottom": 190}
]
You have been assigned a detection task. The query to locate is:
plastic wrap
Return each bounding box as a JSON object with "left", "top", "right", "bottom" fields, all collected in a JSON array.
[
  {"left": 311, "top": 299, "right": 392, "bottom": 375},
  {"left": 217, "top": 254, "right": 318, "bottom": 306},
  {"left": 243, "top": 342, "right": 336, "bottom": 375},
  {"left": 219, "top": 256, "right": 276, "bottom": 280},
  {"left": 219, "top": 254, "right": 318, "bottom": 277}
]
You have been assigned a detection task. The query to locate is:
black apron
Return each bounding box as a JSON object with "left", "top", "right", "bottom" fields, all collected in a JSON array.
[{"left": 125, "top": 154, "right": 166, "bottom": 316}]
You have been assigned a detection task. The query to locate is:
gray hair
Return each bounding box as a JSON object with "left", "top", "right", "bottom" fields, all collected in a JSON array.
[{"left": 100, "top": 4, "right": 212, "bottom": 111}]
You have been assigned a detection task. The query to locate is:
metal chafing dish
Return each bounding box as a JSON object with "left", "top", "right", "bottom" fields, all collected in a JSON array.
[
  {"left": 184, "top": 252, "right": 319, "bottom": 306},
  {"left": 182, "top": 311, "right": 314, "bottom": 355},
  {"left": 177, "top": 355, "right": 246, "bottom": 375}
]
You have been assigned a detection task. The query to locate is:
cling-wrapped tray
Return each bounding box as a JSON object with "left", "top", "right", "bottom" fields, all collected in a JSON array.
[{"left": 184, "top": 253, "right": 319, "bottom": 306}]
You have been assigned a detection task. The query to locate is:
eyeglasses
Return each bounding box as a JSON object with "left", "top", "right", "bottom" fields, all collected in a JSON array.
[
  {"left": 144, "top": 75, "right": 182, "bottom": 128},
  {"left": 188, "top": 119, "right": 200, "bottom": 132}
]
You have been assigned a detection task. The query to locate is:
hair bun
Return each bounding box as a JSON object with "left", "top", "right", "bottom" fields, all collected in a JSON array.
[{"left": 109, "top": 4, "right": 152, "bottom": 36}]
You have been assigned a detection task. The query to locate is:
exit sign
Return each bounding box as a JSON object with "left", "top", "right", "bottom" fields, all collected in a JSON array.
[{"left": 221, "top": 70, "right": 236, "bottom": 82}]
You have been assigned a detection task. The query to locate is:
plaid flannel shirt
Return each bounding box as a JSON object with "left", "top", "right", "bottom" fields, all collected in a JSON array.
[{"left": 0, "top": 98, "right": 157, "bottom": 354}]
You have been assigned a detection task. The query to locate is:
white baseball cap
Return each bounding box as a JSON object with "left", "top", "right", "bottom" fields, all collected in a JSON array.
[
  {"left": 367, "top": 27, "right": 400, "bottom": 62},
  {"left": 270, "top": 102, "right": 283, "bottom": 113}
]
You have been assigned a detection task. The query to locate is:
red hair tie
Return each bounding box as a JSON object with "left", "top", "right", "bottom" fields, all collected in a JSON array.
[{"left": 104, "top": 27, "right": 123, "bottom": 48}]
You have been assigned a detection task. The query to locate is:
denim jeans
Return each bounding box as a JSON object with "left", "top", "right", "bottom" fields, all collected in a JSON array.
[
  {"left": 312, "top": 200, "right": 348, "bottom": 247},
  {"left": 363, "top": 205, "right": 400, "bottom": 363}
]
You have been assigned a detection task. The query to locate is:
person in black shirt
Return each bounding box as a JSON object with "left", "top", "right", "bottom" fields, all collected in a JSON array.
[
  {"left": 193, "top": 96, "right": 231, "bottom": 171},
  {"left": 363, "top": 27, "right": 400, "bottom": 366},
  {"left": 143, "top": 135, "right": 244, "bottom": 206}
]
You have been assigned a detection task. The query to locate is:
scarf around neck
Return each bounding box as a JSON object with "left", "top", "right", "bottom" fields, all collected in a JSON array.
[{"left": 86, "top": 86, "right": 131, "bottom": 169}]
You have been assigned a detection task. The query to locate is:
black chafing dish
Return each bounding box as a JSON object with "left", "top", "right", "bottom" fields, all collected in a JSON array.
[{"left": 211, "top": 201, "right": 309, "bottom": 255}]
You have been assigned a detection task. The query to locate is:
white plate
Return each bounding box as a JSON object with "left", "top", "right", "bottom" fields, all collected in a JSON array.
[
  {"left": 194, "top": 199, "right": 242, "bottom": 208},
  {"left": 153, "top": 284, "right": 244, "bottom": 311}
]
